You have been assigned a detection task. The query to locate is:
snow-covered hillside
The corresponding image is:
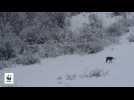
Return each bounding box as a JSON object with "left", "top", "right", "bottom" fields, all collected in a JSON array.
[{"left": 0, "top": 26, "right": 134, "bottom": 87}]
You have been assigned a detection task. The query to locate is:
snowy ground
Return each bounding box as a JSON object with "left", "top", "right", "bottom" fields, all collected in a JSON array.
[{"left": 0, "top": 27, "right": 134, "bottom": 87}]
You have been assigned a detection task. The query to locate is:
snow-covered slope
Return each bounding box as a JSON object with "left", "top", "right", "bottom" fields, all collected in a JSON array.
[{"left": 0, "top": 27, "right": 134, "bottom": 87}]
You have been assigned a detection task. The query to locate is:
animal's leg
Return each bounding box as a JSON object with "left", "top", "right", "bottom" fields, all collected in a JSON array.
[
  {"left": 106, "top": 59, "right": 108, "bottom": 63},
  {"left": 110, "top": 60, "right": 113, "bottom": 63}
]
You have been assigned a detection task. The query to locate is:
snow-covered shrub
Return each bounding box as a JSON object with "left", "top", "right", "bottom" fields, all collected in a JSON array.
[
  {"left": 57, "top": 76, "right": 63, "bottom": 81},
  {"left": 89, "top": 68, "right": 109, "bottom": 78},
  {"left": 74, "top": 41, "right": 104, "bottom": 54},
  {"left": 105, "top": 18, "right": 129, "bottom": 37},
  {"left": 14, "top": 54, "right": 40, "bottom": 65},
  {"left": 125, "top": 18, "right": 134, "bottom": 27},
  {"left": 20, "top": 26, "right": 42, "bottom": 45},
  {"left": 126, "top": 13, "right": 134, "bottom": 26},
  {"left": 38, "top": 42, "right": 64, "bottom": 58},
  {"left": 74, "top": 14, "right": 105, "bottom": 54},
  {"left": 62, "top": 43, "right": 75, "bottom": 55},
  {"left": 0, "top": 61, "right": 9, "bottom": 69},
  {"left": 20, "top": 44, "right": 39, "bottom": 55},
  {"left": 80, "top": 68, "right": 109, "bottom": 79},
  {"left": 128, "top": 34, "right": 134, "bottom": 42},
  {"left": 0, "top": 42, "right": 15, "bottom": 60},
  {"left": 65, "top": 74, "right": 77, "bottom": 80},
  {"left": 57, "top": 74, "right": 77, "bottom": 81},
  {"left": 0, "top": 33, "right": 22, "bottom": 60},
  {"left": 89, "top": 69, "right": 105, "bottom": 78},
  {"left": 88, "top": 41, "right": 104, "bottom": 53}
]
